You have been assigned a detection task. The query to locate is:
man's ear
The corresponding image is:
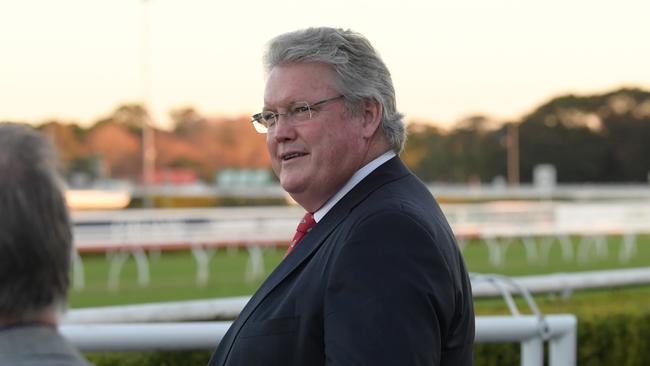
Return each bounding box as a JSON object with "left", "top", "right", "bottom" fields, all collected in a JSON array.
[{"left": 360, "top": 98, "right": 382, "bottom": 139}]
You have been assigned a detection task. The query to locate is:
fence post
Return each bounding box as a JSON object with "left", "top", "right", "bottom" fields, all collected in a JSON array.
[
  {"left": 548, "top": 315, "right": 577, "bottom": 366},
  {"left": 521, "top": 338, "right": 543, "bottom": 366}
]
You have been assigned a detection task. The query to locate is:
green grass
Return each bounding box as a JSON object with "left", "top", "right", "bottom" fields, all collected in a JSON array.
[
  {"left": 69, "top": 235, "right": 650, "bottom": 312},
  {"left": 474, "top": 284, "right": 650, "bottom": 317},
  {"left": 69, "top": 248, "right": 286, "bottom": 308},
  {"left": 463, "top": 234, "right": 650, "bottom": 276}
]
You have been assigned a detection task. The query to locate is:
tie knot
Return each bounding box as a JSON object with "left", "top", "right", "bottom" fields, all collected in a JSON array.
[
  {"left": 296, "top": 212, "right": 316, "bottom": 234},
  {"left": 286, "top": 212, "right": 317, "bottom": 256}
]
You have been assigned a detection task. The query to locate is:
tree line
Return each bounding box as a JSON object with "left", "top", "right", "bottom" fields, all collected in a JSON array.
[
  {"left": 404, "top": 87, "right": 650, "bottom": 183},
  {"left": 5, "top": 87, "right": 649, "bottom": 185}
]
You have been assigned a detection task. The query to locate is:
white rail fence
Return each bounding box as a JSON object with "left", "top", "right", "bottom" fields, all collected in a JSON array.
[
  {"left": 59, "top": 315, "right": 576, "bottom": 366},
  {"left": 124, "top": 182, "right": 650, "bottom": 202},
  {"left": 61, "top": 203, "right": 650, "bottom": 364},
  {"left": 63, "top": 267, "right": 650, "bottom": 324},
  {"left": 475, "top": 315, "right": 576, "bottom": 366},
  {"left": 71, "top": 203, "right": 650, "bottom": 253},
  {"left": 70, "top": 202, "right": 650, "bottom": 289},
  {"left": 61, "top": 274, "right": 580, "bottom": 366}
]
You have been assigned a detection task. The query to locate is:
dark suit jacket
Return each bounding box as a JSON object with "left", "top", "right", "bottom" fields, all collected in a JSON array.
[{"left": 208, "top": 157, "right": 474, "bottom": 365}]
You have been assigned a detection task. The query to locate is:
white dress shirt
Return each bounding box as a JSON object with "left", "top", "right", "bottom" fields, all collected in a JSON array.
[{"left": 313, "top": 151, "right": 396, "bottom": 223}]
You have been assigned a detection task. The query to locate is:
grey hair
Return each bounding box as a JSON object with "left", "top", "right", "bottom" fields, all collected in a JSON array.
[
  {"left": 264, "top": 27, "right": 406, "bottom": 153},
  {"left": 0, "top": 123, "right": 72, "bottom": 321}
]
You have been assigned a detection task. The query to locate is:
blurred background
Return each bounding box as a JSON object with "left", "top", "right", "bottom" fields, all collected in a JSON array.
[
  {"left": 3, "top": 0, "right": 649, "bottom": 203},
  {"left": 2, "top": 0, "right": 650, "bottom": 365}
]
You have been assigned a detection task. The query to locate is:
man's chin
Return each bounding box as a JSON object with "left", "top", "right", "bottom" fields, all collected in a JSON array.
[
  {"left": 279, "top": 174, "right": 306, "bottom": 192},
  {"left": 281, "top": 182, "right": 305, "bottom": 195}
]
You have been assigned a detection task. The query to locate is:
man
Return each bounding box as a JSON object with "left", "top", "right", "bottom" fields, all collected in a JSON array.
[
  {"left": 0, "top": 123, "right": 90, "bottom": 365},
  {"left": 209, "top": 27, "right": 474, "bottom": 365}
]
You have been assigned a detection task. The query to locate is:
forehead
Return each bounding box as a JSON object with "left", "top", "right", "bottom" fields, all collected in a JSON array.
[{"left": 264, "top": 62, "right": 337, "bottom": 108}]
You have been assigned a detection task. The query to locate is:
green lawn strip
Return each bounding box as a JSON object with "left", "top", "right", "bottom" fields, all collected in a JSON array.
[{"left": 69, "top": 235, "right": 650, "bottom": 308}]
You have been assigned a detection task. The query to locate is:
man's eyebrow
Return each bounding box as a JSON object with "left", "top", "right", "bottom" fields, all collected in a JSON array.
[{"left": 262, "top": 99, "right": 302, "bottom": 111}]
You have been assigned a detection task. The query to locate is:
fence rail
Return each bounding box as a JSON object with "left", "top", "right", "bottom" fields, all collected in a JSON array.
[
  {"left": 62, "top": 272, "right": 586, "bottom": 365},
  {"left": 63, "top": 267, "right": 650, "bottom": 324},
  {"left": 69, "top": 202, "right": 650, "bottom": 289},
  {"left": 71, "top": 202, "right": 650, "bottom": 253},
  {"left": 59, "top": 315, "right": 576, "bottom": 366}
]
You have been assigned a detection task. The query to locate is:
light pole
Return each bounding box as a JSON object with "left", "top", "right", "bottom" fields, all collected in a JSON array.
[
  {"left": 507, "top": 122, "right": 520, "bottom": 186},
  {"left": 141, "top": 0, "right": 156, "bottom": 207}
]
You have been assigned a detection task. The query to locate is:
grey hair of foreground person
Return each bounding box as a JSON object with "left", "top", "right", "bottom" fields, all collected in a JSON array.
[
  {"left": 0, "top": 123, "right": 72, "bottom": 323},
  {"left": 263, "top": 26, "right": 407, "bottom": 153}
]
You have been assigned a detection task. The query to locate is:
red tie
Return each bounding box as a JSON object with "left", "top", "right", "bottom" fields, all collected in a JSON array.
[{"left": 286, "top": 212, "right": 316, "bottom": 256}]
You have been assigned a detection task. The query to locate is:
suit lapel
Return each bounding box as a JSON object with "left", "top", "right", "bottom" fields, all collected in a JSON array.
[{"left": 218, "top": 157, "right": 410, "bottom": 362}]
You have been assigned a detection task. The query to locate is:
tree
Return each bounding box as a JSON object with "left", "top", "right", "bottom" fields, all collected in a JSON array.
[
  {"left": 171, "top": 107, "right": 208, "bottom": 137},
  {"left": 37, "top": 121, "right": 88, "bottom": 175},
  {"left": 402, "top": 123, "right": 447, "bottom": 182},
  {"left": 85, "top": 123, "right": 141, "bottom": 179},
  {"left": 95, "top": 104, "right": 148, "bottom": 136},
  {"left": 518, "top": 88, "right": 650, "bottom": 182},
  {"left": 402, "top": 116, "right": 505, "bottom": 184}
]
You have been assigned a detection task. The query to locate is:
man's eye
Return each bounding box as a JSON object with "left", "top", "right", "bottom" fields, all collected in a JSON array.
[
  {"left": 262, "top": 112, "right": 276, "bottom": 122},
  {"left": 292, "top": 105, "right": 310, "bottom": 114}
]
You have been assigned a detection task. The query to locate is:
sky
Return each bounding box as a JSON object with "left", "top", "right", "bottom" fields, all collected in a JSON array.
[{"left": 2, "top": 0, "right": 649, "bottom": 130}]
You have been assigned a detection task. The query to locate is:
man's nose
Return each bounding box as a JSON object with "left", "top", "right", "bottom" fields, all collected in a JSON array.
[{"left": 271, "top": 115, "right": 296, "bottom": 141}]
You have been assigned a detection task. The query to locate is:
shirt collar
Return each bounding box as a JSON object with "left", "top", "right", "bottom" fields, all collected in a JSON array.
[{"left": 313, "top": 151, "right": 396, "bottom": 222}]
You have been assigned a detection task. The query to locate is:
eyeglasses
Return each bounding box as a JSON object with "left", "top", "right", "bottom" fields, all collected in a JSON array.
[{"left": 251, "top": 95, "right": 344, "bottom": 133}]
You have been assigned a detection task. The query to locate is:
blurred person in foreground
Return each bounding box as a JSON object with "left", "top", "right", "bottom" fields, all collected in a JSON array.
[
  {"left": 0, "top": 123, "right": 90, "bottom": 365},
  {"left": 208, "top": 27, "right": 474, "bottom": 366}
]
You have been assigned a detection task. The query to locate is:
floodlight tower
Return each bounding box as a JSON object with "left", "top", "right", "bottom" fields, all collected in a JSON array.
[{"left": 141, "top": 0, "right": 156, "bottom": 207}]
